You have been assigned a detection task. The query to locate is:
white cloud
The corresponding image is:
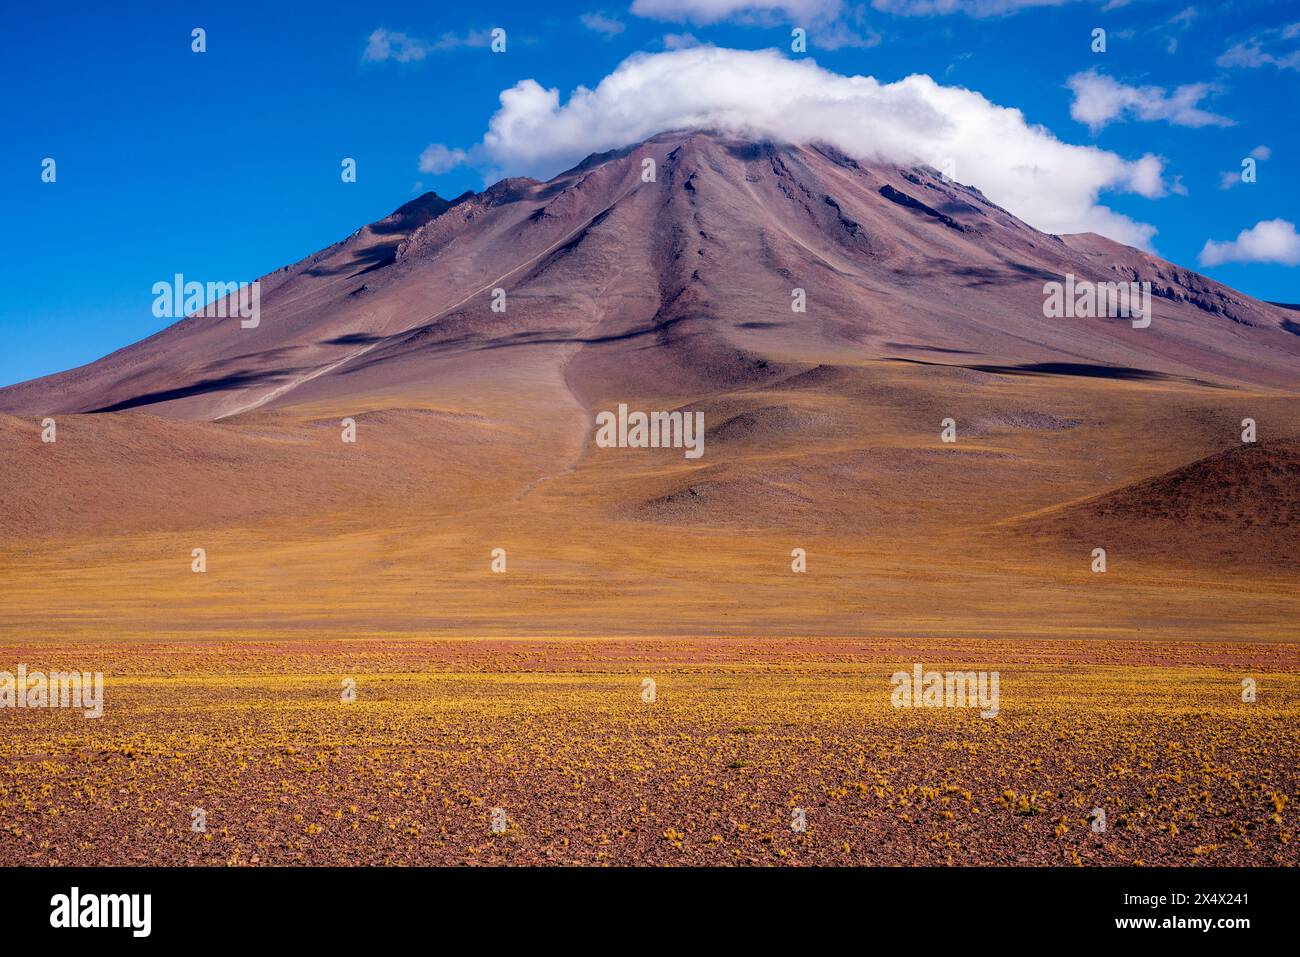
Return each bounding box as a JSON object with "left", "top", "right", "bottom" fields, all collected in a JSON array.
[
  {"left": 1217, "top": 42, "right": 1300, "bottom": 70},
  {"left": 580, "top": 12, "right": 627, "bottom": 36},
  {"left": 632, "top": 0, "right": 878, "bottom": 47},
  {"left": 435, "top": 29, "right": 495, "bottom": 49},
  {"left": 454, "top": 46, "right": 1165, "bottom": 246},
  {"left": 362, "top": 26, "right": 493, "bottom": 63},
  {"left": 663, "top": 32, "right": 701, "bottom": 48},
  {"left": 871, "top": 0, "right": 1072, "bottom": 15},
  {"left": 363, "top": 28, "right": 430, "bottom": 63},
  {"left": 1161, "top": 7, "right": 1197, "bottom": 55},
  {"left": 1066, "top": 69, "right": 1233, "bottom": 130},
  {"left": 418, "top": 144, "right": 471, "bottom": 174},
  {"left": 1219, "top": 147, "right": 1270, "bottom": 189},
  {"left": 815, "top": 15, "right": 882, "bottom": 48},
  {"left": 1200, "top": 219, "right": 1300, "bottom": 267},
  {"left": 1126, "top": 154, "right": 1168, "bottom": 198},
  {"left": 631, "top": 0, "right": 842, "bottom": 23},
  {"left": 1218, "top": 24, "right": 1300, "bottom": 71}
]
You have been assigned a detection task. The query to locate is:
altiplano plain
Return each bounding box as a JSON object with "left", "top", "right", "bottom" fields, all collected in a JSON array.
[{"left": 1, "top": 131, "right": 1297, "bottom": 865}]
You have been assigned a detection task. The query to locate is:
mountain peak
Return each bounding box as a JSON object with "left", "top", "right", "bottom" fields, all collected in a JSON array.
[
  {"left": 2, "top": 130, "right": 1297, "bottom": 420},
  {"left": 376, "top": 190, "right": 464, "bottom": 232}
]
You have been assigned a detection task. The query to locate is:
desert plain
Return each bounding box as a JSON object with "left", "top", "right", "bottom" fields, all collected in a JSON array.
[{"left": 1, "top": 131, "right": 1297, "bottom": 865}]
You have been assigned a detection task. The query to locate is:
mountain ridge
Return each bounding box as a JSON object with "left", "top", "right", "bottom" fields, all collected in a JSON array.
[{"left": 2, "top": 128, "right": 1297, "bottom": 422}]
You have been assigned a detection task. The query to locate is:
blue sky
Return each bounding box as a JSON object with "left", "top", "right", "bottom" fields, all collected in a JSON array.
[{"left": 3, "top": 0, "right": 1298, "bottom": 387}]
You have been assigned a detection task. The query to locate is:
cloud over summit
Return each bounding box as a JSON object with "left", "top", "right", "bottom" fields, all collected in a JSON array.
[{"left": 427, "top": 46, "right": 1167, "bottom": 247}]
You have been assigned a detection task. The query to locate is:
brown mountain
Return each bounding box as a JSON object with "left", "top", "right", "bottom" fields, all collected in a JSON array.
[
  {"left": 2, "top": 129, "right": 1297, "bottom": 421},
  {"left": 1020, "top": 438, "right": 1300, "bottom": 569}
]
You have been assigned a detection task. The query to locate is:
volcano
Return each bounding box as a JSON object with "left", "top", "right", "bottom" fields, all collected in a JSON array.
[
  {"left": 1, "top": 129, "right": 1297, "bottom": 640},
  {"left": 3, "top": 129, "right": 1298, "bottom": 420}
]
